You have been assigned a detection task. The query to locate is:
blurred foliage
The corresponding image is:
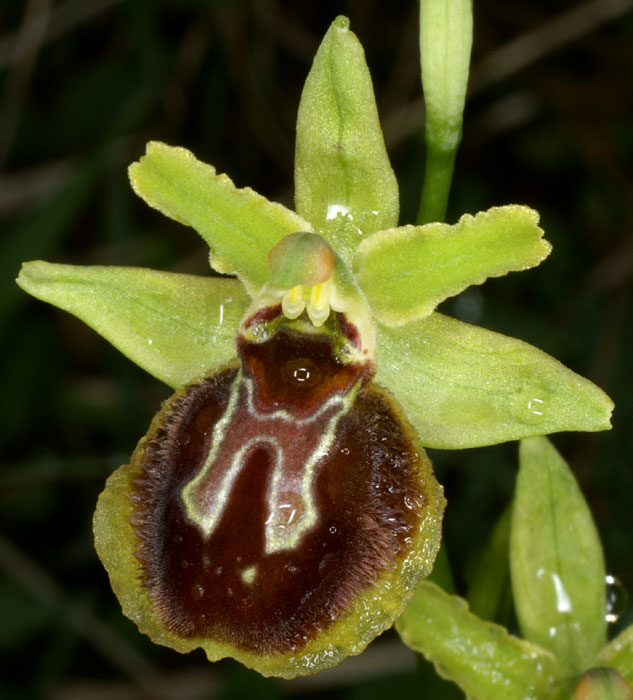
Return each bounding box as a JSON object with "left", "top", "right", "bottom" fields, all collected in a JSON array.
[{"left": 1, "top": 0, "right": 632, "bottom": 698}]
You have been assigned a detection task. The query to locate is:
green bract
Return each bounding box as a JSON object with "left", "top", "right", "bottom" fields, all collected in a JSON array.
[{"left": 16, "top": 15, "right": 614, "bottom": 679}]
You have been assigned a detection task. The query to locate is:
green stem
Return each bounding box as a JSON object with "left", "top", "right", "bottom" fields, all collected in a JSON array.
[{"left": 417, "top": 141, "right": 458, "bottom": 225}]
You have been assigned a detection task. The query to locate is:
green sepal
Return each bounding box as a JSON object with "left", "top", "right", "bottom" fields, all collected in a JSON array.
[
  {"left": 374, "top": 312, "right": 613, "bottom": 449},
  {"left": 596, "top": 625, "right": 633, "bottom": 689},
  {"left": 17, "top": 261, "right": 250, "bottom": 388},
  {"left": 396, "top": 581, "right": 561, "bottom": 700},
  {"left": 511, "top": 437, "right": 607, "bottom": 674},
  {"left": 129, "top": 142, "right": 312, "bottom": 295},
  {"left": 355, "top": 206, "right": 551, "bottom": 326},
  {"left": 294, "top": 16, "right": 399, "bottom": 264}
]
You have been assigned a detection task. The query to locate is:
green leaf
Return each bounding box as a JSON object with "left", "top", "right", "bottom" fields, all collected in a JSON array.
[
  {"left": 129, "top": 142, "right": 312, "bottom": 295},
  {"left": 355, "top": 206, "right": 550, "bottom": 326},
  {"left": 396, "top": 581, "right": 561, "bottom": 700},
  {"left": 511, "top": 437, "right": 607, "bottom": 674},
  {"left": 596, "top": 625, "right": 633, "bottom": 689},
  {"left": 374, "top": 312, "right": 613, "bottom": 449},
  {"left": 467, "top": 506, "right": 512, "bottom": 623},
  {"left": 294, "top": 15, "right": 399, "bottom": 264},
  {"left": 17, "top": 262, "right": 250, "bottom": 388}
]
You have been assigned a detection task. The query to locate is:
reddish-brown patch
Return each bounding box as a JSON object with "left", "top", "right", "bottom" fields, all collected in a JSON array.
[
  {"left": 238, "top": 328, "right": 373, "bottom": 413},
  {"left": 130, "top": 329, "right": 426, "bottom": 655},
  {"left": 242, "top": 304, "right": 282, "bottom": 330}
]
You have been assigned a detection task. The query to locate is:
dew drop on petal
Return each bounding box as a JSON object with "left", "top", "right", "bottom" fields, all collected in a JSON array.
[
  {"left": 191, "top": 583, "right": 205, "bottom": 600},
  {"left": 326, "top": 204, "right": 351, "bottom": 220},
  {"left": 510, "top": 381, "right": 550, "bottom": 425}
]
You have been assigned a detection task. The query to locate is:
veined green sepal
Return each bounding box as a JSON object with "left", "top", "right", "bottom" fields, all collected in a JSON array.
[
  {"left": 375, "top": 312, "right": 613, "bottom": 448},
  {"left": 16, "top": 261, "right": 250, "bottom": 389},
  {"left": 294, "top": 16, "right": 399, "bottom": 265}
]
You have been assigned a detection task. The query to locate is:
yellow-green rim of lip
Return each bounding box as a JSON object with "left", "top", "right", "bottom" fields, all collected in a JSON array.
[{"left": 93, "top": 380, "right": 445, "bottom": 679}]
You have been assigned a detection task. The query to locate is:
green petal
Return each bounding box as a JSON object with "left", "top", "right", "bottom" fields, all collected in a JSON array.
[
  {"left": 294, "top": 16, "right": 399, "bottom": 263},
  {"left": 129, "top": 142, "right": 312, "bottom": 295},
  {"left": 375, "top": 312, "right": 613, "bottom": 449},
  {"left": 596, "top": 625, "right": 633, "bottom": 689},
  {"left": 511, "top": 437, "right": 607, "bottom": 674},
  {"left": 354, "top": 206, "right": 551, "bottom": 326},
  {"left": 396, "top": 581, "right": 561, "bottom": 700},
  {"left": 17, "top": 261, "right": 249, "bottom": 388}
]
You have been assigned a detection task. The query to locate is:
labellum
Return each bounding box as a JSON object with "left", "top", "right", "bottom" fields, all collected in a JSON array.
[{"left": 94, "top": 234, "right": 445, "bottom": 677}]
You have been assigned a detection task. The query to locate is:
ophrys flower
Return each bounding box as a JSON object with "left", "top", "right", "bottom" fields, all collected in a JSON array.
[{"left": 17, "top": 16, "right": 612, "bottom": 678}]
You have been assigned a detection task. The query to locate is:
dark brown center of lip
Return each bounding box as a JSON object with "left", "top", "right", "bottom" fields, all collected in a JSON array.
[{"left": 130, "top": 327, "right": 426, "bottom": 655}]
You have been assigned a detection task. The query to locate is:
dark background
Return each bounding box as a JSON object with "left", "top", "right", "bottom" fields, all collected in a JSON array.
[{"left": 1, "top": 1, "right": 632, "bottom": 698}]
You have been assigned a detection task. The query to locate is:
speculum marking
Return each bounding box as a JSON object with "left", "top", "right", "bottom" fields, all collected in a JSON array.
[{"left": 181, "top": 371, "right": 358, "bottom": 553}]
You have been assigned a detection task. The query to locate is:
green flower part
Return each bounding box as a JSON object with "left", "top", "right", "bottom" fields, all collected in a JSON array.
[{"left": 17, "top": 16, "right": 612, "bottom": 679}]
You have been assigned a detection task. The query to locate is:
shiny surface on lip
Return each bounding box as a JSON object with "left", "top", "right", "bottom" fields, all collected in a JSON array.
[{"left": 130, "top": 327, "right": 426, "bottom": 655}]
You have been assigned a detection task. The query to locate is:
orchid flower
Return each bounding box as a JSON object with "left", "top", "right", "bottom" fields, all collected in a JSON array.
[{"left": 16, "top": 16, "right": 612, "bottom": 679}]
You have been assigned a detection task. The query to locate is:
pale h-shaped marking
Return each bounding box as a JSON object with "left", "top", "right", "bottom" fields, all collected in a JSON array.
[{"left": 180, "top": 371, "right": 358, "bottom": 554}]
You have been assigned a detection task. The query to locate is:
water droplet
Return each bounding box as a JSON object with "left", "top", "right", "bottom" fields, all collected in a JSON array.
[
  {"left": 329, "top": 525, "right": 337, "bottom": 534},
  {"left": 191, "top": 582, "right": 205, "bottom": 600},
  {"left": 281, "top": 357, "right": 321, "bottom": 388},
  {"left": 606, "top": 574, "right": 628, "bottom": 623},
  {"left": 510, "top": 381, "right": 550, "bottom": 425},
  {"left": 326, "top": 203, "right": 351, "bottom": 220},
  {"left": 340, "top": 343, "right": 354, "bottom": 360},
  {"left": 180, "top": 559, "right": 191, "bottom": 569},
  {"left": 252, "top": 324, "right": 270, "bottom": 342}
]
